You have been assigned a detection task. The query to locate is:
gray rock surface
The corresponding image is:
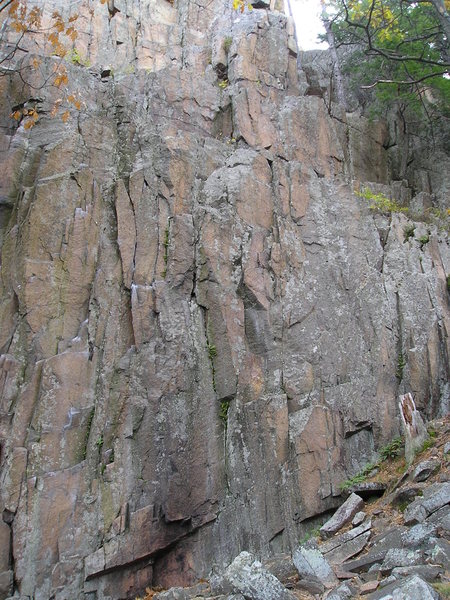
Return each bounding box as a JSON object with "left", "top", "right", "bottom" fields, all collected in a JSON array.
[
  {"left": 412, "top": 460, "right": 440, "bottom": 482},
  {"left": 380, "top": 548, "right": 423, "bottom": 575},
  {"left": 220, "top": 552, "right": 296, "bottom": 600},
  {"left": 404, "top": 482, "right": 450, "bottom": 524},
  {"left": 320, "top": 493, "right": 364, "bottom": 538},
  {"left": 366, "top": 574, "right": 440, "bottom": 600},
  {"left": 292, "top": 541, "right": 338, "bottom": 588}
]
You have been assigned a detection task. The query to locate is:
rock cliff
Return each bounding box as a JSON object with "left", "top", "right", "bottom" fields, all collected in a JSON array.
[{"left": 0, "top": 0, "right": 448, "bottom": 598}]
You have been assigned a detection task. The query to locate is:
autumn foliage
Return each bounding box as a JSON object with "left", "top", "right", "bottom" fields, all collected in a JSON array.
[{"left": 0, "top": 0, "right": 86, "bottom": 128}]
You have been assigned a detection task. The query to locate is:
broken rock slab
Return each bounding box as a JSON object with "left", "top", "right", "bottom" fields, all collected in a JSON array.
[
  {"left": 380, "top": 548, "right": 423, "bottom": 575},
  {"left": 220, "top": 551, "right": 296, "bottom": 600},
  {"left": 412, "top": 459, "right": 441, "bottom": 482},
  {"left": 365, "top": 574, "right": 440, "bottom": 600},
  {"left": 292, "top": 540, "right": 338, "bottom": 589},
  {"left": 320, "top": 493, "right": 364, "bottom": 538},
  {"left": 403, "top": 481, "right": 450, "bottom": 524}
]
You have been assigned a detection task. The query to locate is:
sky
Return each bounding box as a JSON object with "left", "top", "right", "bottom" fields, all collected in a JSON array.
[{"left": 285, "top": 0, "right": 328, "bottom": 50}]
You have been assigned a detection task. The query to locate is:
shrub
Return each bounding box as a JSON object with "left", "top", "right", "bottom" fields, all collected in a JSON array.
[{"left": 379, "top": 436, "right": 404, "bottom": 461}]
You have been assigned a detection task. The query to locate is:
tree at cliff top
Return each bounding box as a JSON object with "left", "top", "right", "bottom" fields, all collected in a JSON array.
[
  {"left": 323, "top": 0, "right": 450, "bottom": 131},
  {"left": 0, "top": 0, "right": 112, "bottom": 127}
]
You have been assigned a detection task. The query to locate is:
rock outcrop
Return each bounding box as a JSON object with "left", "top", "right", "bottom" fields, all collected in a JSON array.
[{"left": 0, "top": 0, "right": 448, "bottom": 598}]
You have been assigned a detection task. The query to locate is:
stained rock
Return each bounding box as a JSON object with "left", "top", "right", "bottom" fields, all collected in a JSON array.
[
  {"left": 400, "top": 523, "right": 437, "bottom": 549},
  {"left": 292, "top": 541, "right": 338, "bottom": 588},
  {"left": 360, "top": 580, "right": 379, "bottom": 594},
  {"left": 220, "top": 552, "right": 296, "bottom": 600},
  {"left": 319, "top": 493, "right": 364, "bottom": 538}
]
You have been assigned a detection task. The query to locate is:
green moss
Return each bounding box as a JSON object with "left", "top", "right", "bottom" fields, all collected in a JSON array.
[
  {"left": 396, "top": 353, "right": 406, "bottom": 381},
  {"left": 417, "top": 233, "right": 430, "bottom": 249},
  {"left": 219, "top": 398, "right": 230, "bottom": 423},
  {"left": 81, "top": 407, "right": 95, "bottom": 461},
  {"left": 403, "top": 223, "right": 415, "bottom": 242},
  {"left": 339, "top": 462, "right": 379, "bottom": 491},
  {"left": 223, "top": 36, "right": 233, "bottom": 53}
]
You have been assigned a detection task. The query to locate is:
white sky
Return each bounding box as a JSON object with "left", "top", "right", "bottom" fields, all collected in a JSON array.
[{"left": 285, "top": 0, "right": 328, "bottom": 50}]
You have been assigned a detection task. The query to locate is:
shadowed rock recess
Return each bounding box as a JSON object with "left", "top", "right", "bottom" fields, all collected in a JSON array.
[{"left": 0, "top": 0, "right": 448, "bottom": 598}]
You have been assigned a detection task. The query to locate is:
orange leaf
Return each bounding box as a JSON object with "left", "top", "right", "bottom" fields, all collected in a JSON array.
[
  {"left": 23, "top": 119, "right": 34, "bottom": 129},
  {"left": 11, "top": 111, "right": 21, "bottom": 120},
  {"left": 67, "top": 94, "right": 75, "bottom": 103},
  {"left": 68, "top": 14, "right": 79, "bottom": 22},
  {"left": 61, "top": 110, "right": 70, "bottom": 123},
  {"left": 74, "top": 100, "right": 81, "bottom": 110}
]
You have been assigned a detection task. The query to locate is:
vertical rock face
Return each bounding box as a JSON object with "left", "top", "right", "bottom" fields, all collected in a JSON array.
[{"left": 0, "top": 0, "right": 448, "bottom": 598}]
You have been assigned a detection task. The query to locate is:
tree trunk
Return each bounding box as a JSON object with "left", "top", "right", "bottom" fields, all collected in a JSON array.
[{"left": 321, "top": 1, "right": 347, "bottom": 108}]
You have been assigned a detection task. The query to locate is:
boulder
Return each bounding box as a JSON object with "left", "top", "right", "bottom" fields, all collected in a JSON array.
[
  {"left": 292, "top": 541, "right": 338, "bottom": 588},
  {"left": 353, "top": 511, "right": 367, "bottom": 526},
  {"left": 365, "top": 574, "right": 440, "bottom": 600},
  {"left": 380, "top": 548, "right": 423, "bottom": 575},
  {"left": 320, "top": 493, "right": 364, "bottom": 538},
  {"left": 412, "top": 460, "right": 440, "bottom": 482},
  {"left": 403, "top": 482, "right": 450, "bottom": 524},
  {"left": 220, "top": 552, "right": 296, "bottom": 600}
]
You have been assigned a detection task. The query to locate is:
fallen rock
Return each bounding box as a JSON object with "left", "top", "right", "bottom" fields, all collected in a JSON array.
[
  {"left": 390, "top": 564, "right": 442, "bottom": 582},
  {"left": 360, "top": 580, "right": 379, "bottom": 594},
  {"left": 428, "top": 504, "right": 450, "bottom": 531},
  {"left": 387, "top": 483, "right": 425, "bottom": 509},
  {"left": 380, "top": 548, "right": 423, "bottom": 575},
  {"left": 342, "top": 527, "right": 405, "bottom": 573},
  {"left": 326, "top": 582, "right": 355, "bottom": 599},
  {"left": 292, "top": 540, "right": 338, "bottom": 588},
  {"left": 262, "top": 554, "right": 297, "bottom": 585},
  {"left": 352, "top": 511, "right": 367, "bottom": 526},
  {"left": 221, "top": 551, "right": 296, "bottom": 600},
  {"left": 403, "top": 481, "right": 450, "bottom": 524},
  {"left": 365, "top": 574, "right": 440, "bottom": 599},
  {"left": 319, "top": 493, "right": 364, "bottom": 539},
  {"left": 400, "top": 522, "right": 437, "bottom": 549},
  {"left": 412, "top": 460, "right": 440, "bottom": 482},
  {"left": 426, "top": 538, "right": 450, "bottom": 569},
  {"left": 320, "top": 519, "right": 372, "bottom": 554},
  {"left": 323, "top": 530, "right": 371, "bottom": 565},
  {"left": 294, "top": 578, "right": 324, "bottom": 595}
]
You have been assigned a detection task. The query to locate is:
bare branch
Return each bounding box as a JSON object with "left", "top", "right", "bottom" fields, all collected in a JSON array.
[{"left": 360, "top": 70, "right": 448, "bottom": 88}]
